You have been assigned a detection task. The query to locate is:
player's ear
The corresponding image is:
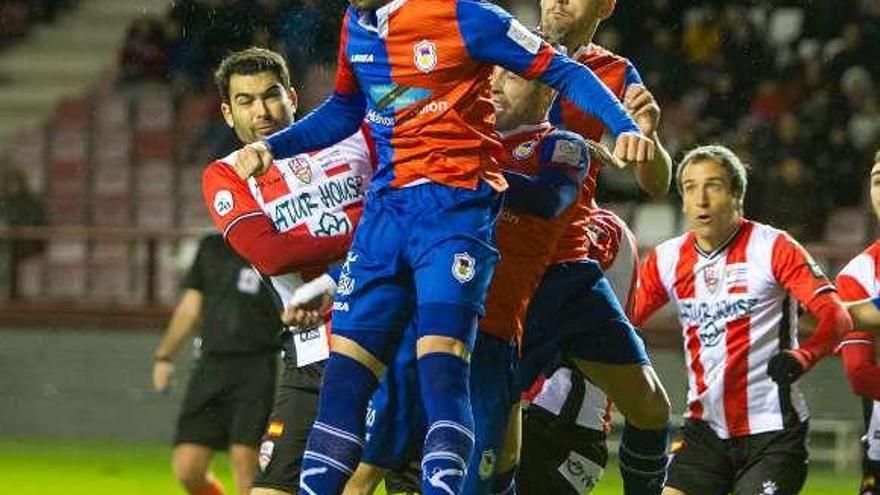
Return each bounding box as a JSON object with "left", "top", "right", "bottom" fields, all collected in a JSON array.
[
  {"left": 220, "top": 101, "right": 235, "bottom": 129},
  {"left": 599, "top": 0, "right": 616, "bottom": 20},
  {"left": 289, "top": 88, "right": 298, "bottom": 114}
]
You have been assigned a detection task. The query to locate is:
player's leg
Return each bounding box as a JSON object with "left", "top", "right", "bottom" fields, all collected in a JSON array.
[
  {"left": 664, "top": 420, "right": 733, "bottom": 495},
  {"left": 299, "top": 199, "right": 413, "bottom": 495},
  {"left": 252, "top": 360, "right": 323, "bottom": 495},
  {"left": 490, "top": 402, "right": 521, "bottom": 495},
  {"left": 173, "top": 444, "right": 224, "bottom": 495},
  {"left": 347, "top": 323, "right": 423, "bottom": 495},
  {"left": 518, "top": 367, "right": 608, "bottom": 495},
  {"left": 556, "top": 261, "right": 670, "bottom": 494},
  {"left": 229, "top": 444, "right": 259, "bottom": 495},
  {"left": 731, "top": 422, "right": 809, "bottom": 495},
  {"left": 861, "top": 399, "right": 880, "bottom": 494},
  {"left": 408, "top": 183, "right": 501, "bottom": 495},
  {"left": 173, "top": 357, "right": 231, "bottom": 495},
  {"left": 226, "top": 354, "right": 276, "bottom": 495},
  {"left": 458, "top": 332, "right": 518, "bottom": 495}
]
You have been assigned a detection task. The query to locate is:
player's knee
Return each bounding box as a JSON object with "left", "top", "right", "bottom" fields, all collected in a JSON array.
[
  {"left": 416, "top": 303, "right": 478, "bottom": 360},
  {"left": 330, "top": 333, "right": 387, "bottom": 379},
  {"left": 172, "top": 464, "right": 208, "bottom": 493}
]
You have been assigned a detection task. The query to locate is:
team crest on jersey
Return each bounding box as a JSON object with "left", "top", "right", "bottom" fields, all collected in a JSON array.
[
  {"left": 452, "top": 252, "right": 476, "bottom": 283},
  {"left": 703, "top": 265, "right": 720, "bottom": 293},
  {"left": 478, "top": 449, "right": 496, "bottom": 480},
  {"left": 258, "top": 440, "right": 274, "bottom": 471},
  {"left": 413, "top": 40, "right": 437, "bottom": 73},
  {"left": 289, "top": 156, "right": 312, "bottom": 184},
  {"left": 512, "top": 140, "right": 538, "bottom": 160}
]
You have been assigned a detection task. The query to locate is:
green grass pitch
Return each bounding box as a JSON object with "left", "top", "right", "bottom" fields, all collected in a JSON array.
[{"left": 0, "top": 438, "right": 860, "bottom": 494}]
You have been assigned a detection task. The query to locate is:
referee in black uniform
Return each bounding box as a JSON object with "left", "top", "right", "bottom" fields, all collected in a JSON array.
[{"left": 153, "top": 234, "right": 280, "bottom": 495}]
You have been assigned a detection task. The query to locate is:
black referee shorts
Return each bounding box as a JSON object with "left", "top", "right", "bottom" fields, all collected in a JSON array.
[
  {"left": 252, "top": 362, "right": 324, "bottom": 493},
  {"left": 666, "top": 419, "right": 809, "bottom": 495},
  {"left": 174, "top": 352, "right": 277, "bottom": 450}
]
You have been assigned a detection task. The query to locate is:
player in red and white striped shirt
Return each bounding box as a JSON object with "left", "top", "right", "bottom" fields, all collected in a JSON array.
[
  {"left": 835, "top": 150, "right": 880, "bottom": 495},
  {"left": 634, "top": 145, "right": 852, "bottom": 495}
]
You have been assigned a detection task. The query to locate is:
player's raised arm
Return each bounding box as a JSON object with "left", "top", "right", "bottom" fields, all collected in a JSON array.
[
  {"left": 456, "top": 0, "right": 652, "bottom": 166},
  {"left": 768, "top": 233, "right": 852, "bottom": 383},
  {"left": 503, "top": 130, "right": 590, "bottom": 219},
  {"left": 621, "top": 68, "right": 672, "bottom": 198},
  {"left": 201, "top": 162, "right": 355, "bottom": 275},
  {"left": 260, "top": 10, "right": 367, "bottom": 161}
]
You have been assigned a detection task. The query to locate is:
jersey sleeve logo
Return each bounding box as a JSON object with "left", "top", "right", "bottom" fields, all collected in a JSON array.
[
  {"left": 452, "top": 252, "right": 476, "bottom": 283},
  {"left": 551, "top": 138, "right": 582, "bottom": 167},
  {"left": 413, "top": 40, "right": 438, "bottom": 73},
  {"left": 213, "top": 190, "right": 234, "bottom": 217},
  {"left": 507, "top": 19, "right": 541, "bottom": 55}
]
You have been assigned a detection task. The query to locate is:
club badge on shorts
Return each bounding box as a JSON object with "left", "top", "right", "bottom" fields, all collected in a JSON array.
[
  {"left": 452, "top": 252, "right": 476, "bottom": 283},
  {"left": 258, "top": 440, "right": 275, "bottom": 471}
]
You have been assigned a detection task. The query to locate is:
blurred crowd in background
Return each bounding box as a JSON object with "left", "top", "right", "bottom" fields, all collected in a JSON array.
[{"left": 0, "top": 0, "right": 877, "bottom": 244}]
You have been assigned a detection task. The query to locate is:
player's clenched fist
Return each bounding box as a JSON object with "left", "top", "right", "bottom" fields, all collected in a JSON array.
[
  {"left": 234, "top": 140, "right": 274, "bottom": 179},
  {"left": 623, "top": 84, "right": 661, "bottom": 136},
  {"left": 612, "top": 131, "right": 654, "bottom": 168}
]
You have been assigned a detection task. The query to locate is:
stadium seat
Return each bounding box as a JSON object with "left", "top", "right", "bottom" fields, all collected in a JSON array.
[
  {"left": 45, "top": 240, "right": 87, "bottom": 298},
  {"left": 823, "top": 207, "right": 868, "bottom": 246},
  {"left": 632, "top": 203, "right": 682, "bottom": 247},
  {"left": 92, "top": 195, "right": 130, "bottom": 227}
]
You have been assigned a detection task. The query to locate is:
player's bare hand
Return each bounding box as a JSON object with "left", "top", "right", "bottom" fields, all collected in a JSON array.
[
  {"left": 613, "top": 132, "right": 654, "bottom": 168},
  {"left": 623, "top": 84, "right": 661, "bottom": 136},
  {"left": 586, "top": 139, "right": 627, "bottom": 169},
  {"left": 152, "top": 360, "right": 174, "bottom": 393},
  {"left": 234, "top": 141, "right": 273, "bottom": 179},
  {"left": 282, "top": 292, "right": 333, "bottom": 328}
]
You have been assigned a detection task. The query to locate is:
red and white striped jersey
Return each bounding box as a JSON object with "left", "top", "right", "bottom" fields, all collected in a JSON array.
[
  {"left": 837, "top": 241, "right": 880, "bottom": 301},
  {"left": 201, "top": 130, "right": 373, "bottom": 366},
  {"left": 635, "top": 219, "right": 835, "bottom": 439}
]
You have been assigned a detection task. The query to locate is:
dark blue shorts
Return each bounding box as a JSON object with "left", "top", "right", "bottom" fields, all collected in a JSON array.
[
  {"left": 516, "top": 259, "right": 650, "bottom": 392},
  {"left": 332, "top": 182, "right": 500, "bottom": 342},
  {"left": 362, "top": 330, "right": 518, "bottom": 495}
]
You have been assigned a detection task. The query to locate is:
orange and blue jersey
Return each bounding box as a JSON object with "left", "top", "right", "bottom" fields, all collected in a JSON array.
[
  {"left": 481, "top": 122, "right": 588, "bottom": 345},
  {"left": 550, "top": 43, "right": 643, "bottom": 263},
  {"left": 265, "top": 0, "right": 640, "bottom": 194}
]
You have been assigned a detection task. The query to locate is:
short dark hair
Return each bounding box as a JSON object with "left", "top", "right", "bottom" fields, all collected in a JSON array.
[
  {"left": 676, "top": 144, "right": 751, "bottom": 206},
  {"left": 214, "top": 47, "right": 291, "bottom": 102}
]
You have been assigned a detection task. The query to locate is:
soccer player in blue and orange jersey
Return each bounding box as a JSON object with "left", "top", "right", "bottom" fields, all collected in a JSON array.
[
  {"left": 234, "top": 2, "right": 653, "bottom": 495},
  {"left": 291, "top": 63, "right": 592, "bottom": 495},
  {"left": 512, "top": 1, "right": 675, "bottom": 493}
]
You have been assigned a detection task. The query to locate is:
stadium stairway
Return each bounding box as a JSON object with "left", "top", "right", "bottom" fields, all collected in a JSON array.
[{"left": 0, "top": 0, "right": 170, "bottom": 146}]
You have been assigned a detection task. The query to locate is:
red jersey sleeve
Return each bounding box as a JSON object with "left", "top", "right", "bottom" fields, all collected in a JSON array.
[
  {"left": 201, "top": 160, "right": 262, "bottom": 236},
  {"left": 836, "top": 272, "right": 880, "bottom": 399},
  {"left": 633, "top": 248, "right": 669, "bottom": 327},
  {"left": 201, "top": 161, "right": 353, "bottom": 276},
  {"left": 771, "top": 233, "right": 849, "bottom": 367},
  {"left": 770, "top": 233, "right": 835, "bottom": 304}
]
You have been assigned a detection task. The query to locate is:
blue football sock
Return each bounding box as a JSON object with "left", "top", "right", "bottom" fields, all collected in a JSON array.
[
  {"left": 618, "top": 422, "right": 669, "bottom": 495},
  {"left": 299, "top": 352, "right": 379, "bottom": 495},
  {"left": 418, "top": 352, "right": 475, "bottom": 495}
]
